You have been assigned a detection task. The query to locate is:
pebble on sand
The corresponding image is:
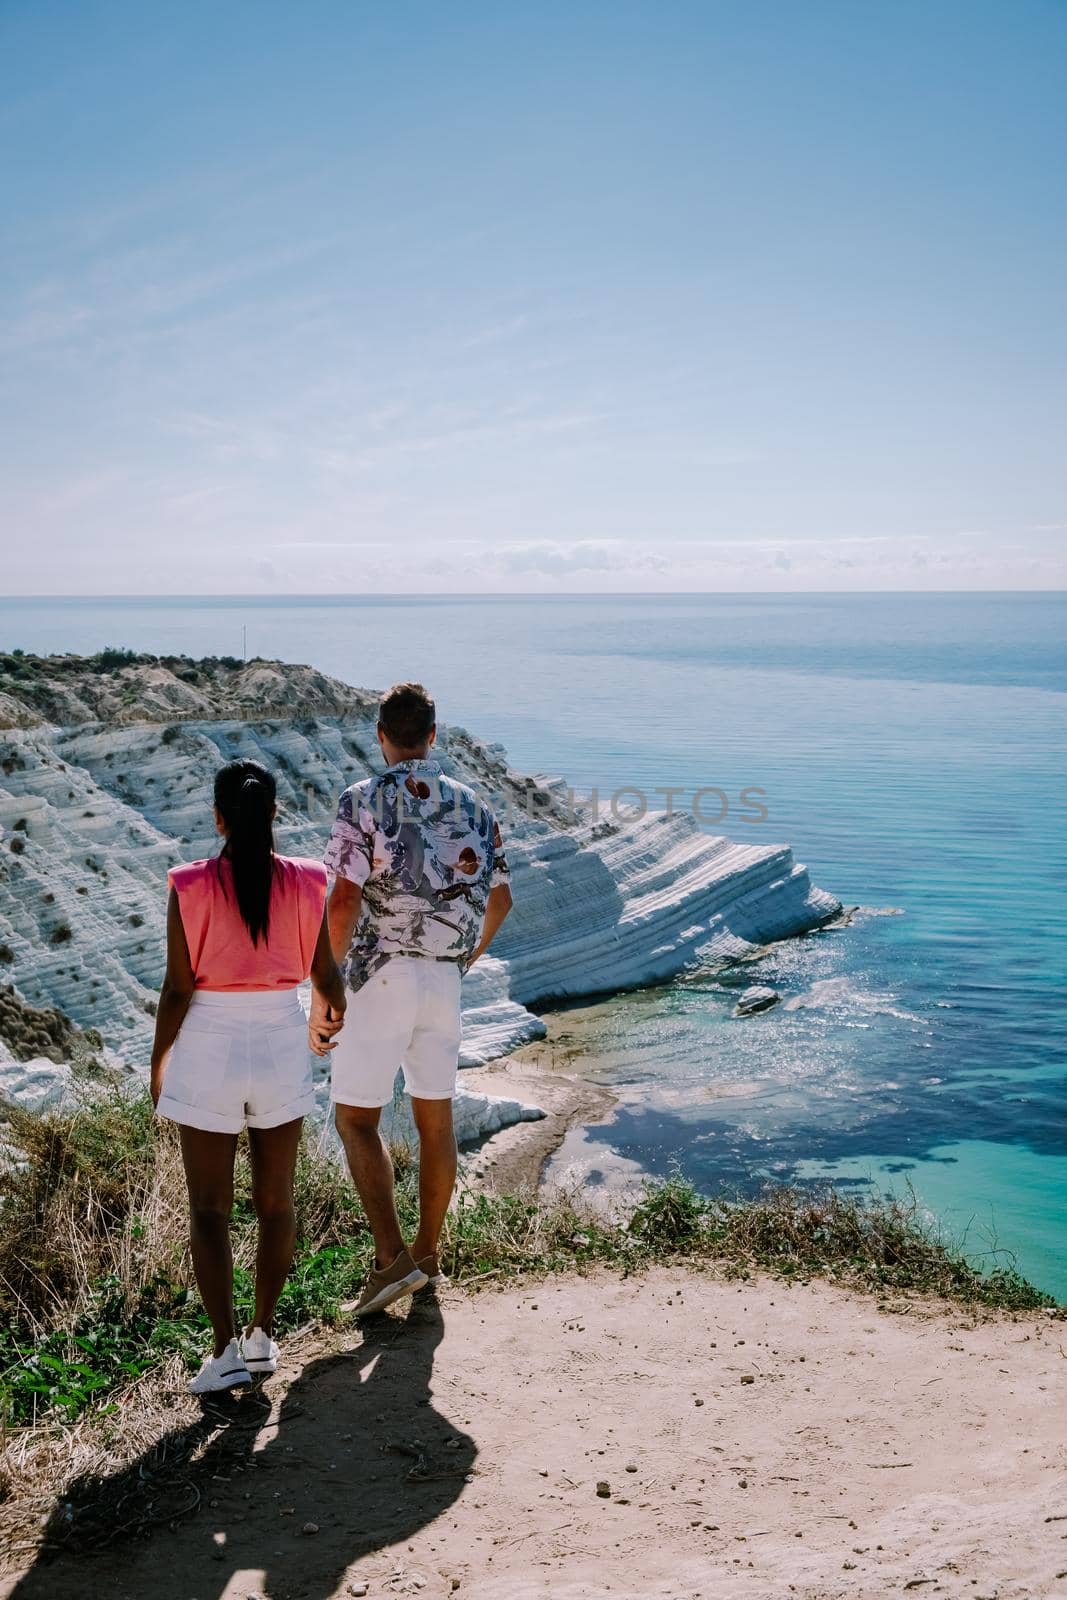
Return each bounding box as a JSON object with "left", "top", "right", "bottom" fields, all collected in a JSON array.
[{"left": 596, "top": 1481, "right": 611, "bottom": 1498}]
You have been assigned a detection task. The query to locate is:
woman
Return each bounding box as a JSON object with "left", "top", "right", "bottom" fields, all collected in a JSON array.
[{"left": 150, "top": 759, "right": 346, "bottom": 1393}]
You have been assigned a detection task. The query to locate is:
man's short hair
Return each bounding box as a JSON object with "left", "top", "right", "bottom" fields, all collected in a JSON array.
[{"left": 378, "top": 682, "right": 436, "bottom": 749}]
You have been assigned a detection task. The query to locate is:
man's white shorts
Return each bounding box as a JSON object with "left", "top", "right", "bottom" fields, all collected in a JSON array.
[{"left": 330, "top": 956, "right": 462, "bottom": 1108}]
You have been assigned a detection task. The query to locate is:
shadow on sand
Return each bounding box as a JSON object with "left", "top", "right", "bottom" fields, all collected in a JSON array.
[{"left": 8, "top": 1294, "right": 475, "bottom": 1600}]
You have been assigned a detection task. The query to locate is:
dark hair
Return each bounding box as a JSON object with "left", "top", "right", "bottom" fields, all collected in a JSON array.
[
  {"left": 378, "top": 682, "right": 436, "bottom": 750},
  {"left": 213, "top": 760, "right": 276, "bottom": 946}
]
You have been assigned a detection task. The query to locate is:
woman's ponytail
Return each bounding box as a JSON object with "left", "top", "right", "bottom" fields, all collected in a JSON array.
[{"left": 213, "top": 760, "right": 277, "bottom": 945}]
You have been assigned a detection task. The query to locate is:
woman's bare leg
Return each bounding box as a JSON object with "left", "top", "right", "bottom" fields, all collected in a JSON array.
[
  {"left": 247, "top": 1118, "right": 303, "bottom": 1336},
  {"left": 178, "top": 1126, "right": 239, "bottom": 1358}
]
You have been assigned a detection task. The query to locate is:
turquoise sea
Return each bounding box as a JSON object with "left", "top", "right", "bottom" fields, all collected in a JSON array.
[{"left": 2, "top": 593, "right": 1065, "bottom": 1298}]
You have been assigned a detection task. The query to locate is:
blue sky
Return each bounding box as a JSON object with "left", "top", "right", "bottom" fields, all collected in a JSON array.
[{"left": 1, "top": 0, "right": 1065, "bottom": 593}]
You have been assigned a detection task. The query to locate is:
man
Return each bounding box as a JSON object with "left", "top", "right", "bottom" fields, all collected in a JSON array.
[{"left": 322, "top": 681, "right": 513, "bottom": 1316}]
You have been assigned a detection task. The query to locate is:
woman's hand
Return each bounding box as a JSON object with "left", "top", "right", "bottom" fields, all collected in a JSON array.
[
  {"left": 310, "top": 903, "right": 347, "bottom": 1055},
  {"left": 150, "top": 1059, "right": 165, "bottom": 1107},
  {"left": 309, "top": 990, "right": 345, "bottom": 1057}
]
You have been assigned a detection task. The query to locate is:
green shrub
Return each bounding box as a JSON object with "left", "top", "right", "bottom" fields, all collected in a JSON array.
[
  {"left": 89, "top": 648, "right": 140, "bottom": 672},
  {"left": 628, "top": 1171, "right": 712, "bottom": 1248}
]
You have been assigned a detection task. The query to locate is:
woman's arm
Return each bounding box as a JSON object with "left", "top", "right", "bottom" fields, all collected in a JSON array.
[
  {"left": 309, "top": 905, "right": 346, "bottom": 1056},
  {"left": 149, "top": 888, "right": 196, "bottom": 1105}
]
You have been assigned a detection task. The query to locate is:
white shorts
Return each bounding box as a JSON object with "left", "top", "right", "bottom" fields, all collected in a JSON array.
[
  {"left": 330, "top": 957, "right": 462, "bottom": 1108},
  {"left": 156, "top": 989, "right": 314, "bottom": 1135}
]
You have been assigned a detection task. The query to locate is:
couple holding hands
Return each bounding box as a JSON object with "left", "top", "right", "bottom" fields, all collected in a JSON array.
[{"left": 149, "top": 682, "right": 513, "bottom": 1393}]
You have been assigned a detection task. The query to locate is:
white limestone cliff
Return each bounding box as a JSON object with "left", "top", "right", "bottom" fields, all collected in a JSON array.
[{"left": 0, "top": 655, "right": 840, "bottom": 1136}]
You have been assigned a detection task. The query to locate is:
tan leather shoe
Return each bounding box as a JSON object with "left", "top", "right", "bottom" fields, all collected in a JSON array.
[
  {"left": 414, "top": 1252, "right": 450, "bottom": 1290},
  {"left": 343, "top": 1249, "right": 428, "bottom": 1317}
]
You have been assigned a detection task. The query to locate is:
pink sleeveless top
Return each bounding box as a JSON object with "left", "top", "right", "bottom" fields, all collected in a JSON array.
[{"left": 168, "top": 855, "right": 328, "bottom": 991}]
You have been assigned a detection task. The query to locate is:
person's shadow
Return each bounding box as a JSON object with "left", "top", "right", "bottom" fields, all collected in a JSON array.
[{"left": 8, "top": 1295, "right": 475, "bottom": 1600}]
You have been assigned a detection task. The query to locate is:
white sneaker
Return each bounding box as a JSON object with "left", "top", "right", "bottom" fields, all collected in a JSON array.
[
  {"left": 240, "top": 1326, "right": 279, "bottom": 1374},
  {"left": 188, "top": 1338, "right": 252, "bottom": 1394}
]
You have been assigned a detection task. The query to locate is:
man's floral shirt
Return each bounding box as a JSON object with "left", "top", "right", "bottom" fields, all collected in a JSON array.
[{"left": 324, "top": 758, "right": 510, "bottom": 992}]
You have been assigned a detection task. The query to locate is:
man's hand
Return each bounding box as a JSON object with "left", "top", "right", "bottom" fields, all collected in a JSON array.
[
  {"left": 464, "top": 942, "right": 487, "bottom": 973},
  {"left": 309, "top": 989, "right": 345, "bottom": 1057},
  {"left": 464, "top": 882, "right": 513, "bottom": 974}
]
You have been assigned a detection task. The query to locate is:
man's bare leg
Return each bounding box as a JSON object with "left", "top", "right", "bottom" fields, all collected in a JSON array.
[
  {"left": 409, "top": 1096, "right": 457, "bottom": 1262},
  {"left": 334, "top": 1103, "right": 406, "bottom": 1266}
]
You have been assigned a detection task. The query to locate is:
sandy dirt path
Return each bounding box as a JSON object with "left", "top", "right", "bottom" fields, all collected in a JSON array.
[{"left": 4, "top": 1269, "right": 1064, "bottom": 1600}]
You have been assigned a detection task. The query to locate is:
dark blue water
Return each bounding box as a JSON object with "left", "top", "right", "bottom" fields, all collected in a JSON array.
[{"left": 2, "top": 593, "right": 1065, "bottom": 1295}]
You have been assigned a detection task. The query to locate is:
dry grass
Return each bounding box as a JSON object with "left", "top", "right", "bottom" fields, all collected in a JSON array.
[
  {"left": 0, "top": 1084, "right": 372, "bottom": 1343},
  {"left": 0, "top": 1353, "right": 197, "bottom": 1563},
  {"left": 625, "top": 1175, "right": 1054, "bottom": 1307},
  {"left": 0, "top": 1092, "right": 187, "bottom": 1333}
]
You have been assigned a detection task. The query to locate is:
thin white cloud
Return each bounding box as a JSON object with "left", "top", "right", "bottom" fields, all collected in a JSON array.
[
  {"left": 0, "top": 236, "right": 336, "bottom": 358},
  {"left": 462, "top": 313, "right": 529, "bottom": 349},
  {"left": 494, "top": 540, "right": 670, "bottom": 577}
]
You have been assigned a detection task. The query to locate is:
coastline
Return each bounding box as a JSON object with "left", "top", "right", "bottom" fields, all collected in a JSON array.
[
  {"left": 464, "top": 1010, "right": 1067, "bottom": 1314},
  {"left": 0, "top": 649, "right": 839, "bottom": 1088}
]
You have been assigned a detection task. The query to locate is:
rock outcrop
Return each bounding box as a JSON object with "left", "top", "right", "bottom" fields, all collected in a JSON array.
[{"left": 733, "top": 985, "right": 781, "bottom": 1016}]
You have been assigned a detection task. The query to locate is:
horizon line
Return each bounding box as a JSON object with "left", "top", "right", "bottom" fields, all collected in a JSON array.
[{"left": 3, "top": 589, "right": 1066, "bottom": 603}]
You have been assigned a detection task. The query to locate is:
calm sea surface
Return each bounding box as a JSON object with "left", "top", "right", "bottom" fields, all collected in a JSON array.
[{"left": 2, "top": 593, "right": 1065, "bottom": 1297}]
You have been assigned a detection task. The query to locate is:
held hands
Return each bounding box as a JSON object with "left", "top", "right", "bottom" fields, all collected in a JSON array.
[{"left": 309, "top": 989, "right": 346, "bottom": 1057}]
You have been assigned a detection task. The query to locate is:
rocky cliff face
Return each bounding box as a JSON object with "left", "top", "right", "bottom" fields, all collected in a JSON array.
[{"left": 0, "top": 652, "right": 839, "bottom": 1135}]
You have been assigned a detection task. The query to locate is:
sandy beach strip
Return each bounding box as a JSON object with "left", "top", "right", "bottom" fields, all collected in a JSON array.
[{"left": 459, "top": 1019, "right": 618, "bottom": 1193}]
